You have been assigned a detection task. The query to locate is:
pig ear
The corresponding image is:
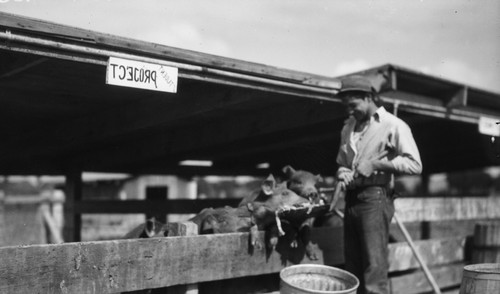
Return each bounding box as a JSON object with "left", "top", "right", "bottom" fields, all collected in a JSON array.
[
  {"left": 316, "top": 174, "right": 324, "bottom": 183},
  {"left": 262, "top": 174, "right": 276, "bottom": 195},
  {"left": 261, "top": 183, "right": 273, "bottom": 195},
  {"left": 282, "top": 165, "right": 295, "bottom": 177},
  {"left": 145, "top": 218, "right": 157, "bottom": 238}
]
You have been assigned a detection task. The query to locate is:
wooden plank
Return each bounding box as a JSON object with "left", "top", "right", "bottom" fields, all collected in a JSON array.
[
  {"left": 2, "top": 200, "right": 47, "bottom": 246},
  {"left": 0, "top": 39, "right": 338, "bottom": 108},
  {"left": 0, "top": 11, "right": 340, "bottom": 106},
  {"left": 389, "top": 237, "right": 465, "bottom": 272},
  {"left": 166, "top": 222, "right": 199, "bottom": 294},
  {"left": 0, "top": 231, "right": 325, "bottom": 294},
  {"left": 389, "top": 218, "right": 488, "bottom": 242},
  {"left": 426, "top": 219, "right": 481, "bottom": 240},
  {"left": 389, "top": 263, "right": 464, "bottom": 294},
  {"left": 0, "top": 224, "right": 469, "bottom": 294},
  {"left": 0, "top": 12, "right": 335, "bottom": 85},
  {"left": 0, "top": 12, "right": 96, "bottom": 41},
  {"left": 4, "top": 193, "right": 65, "bottom": 205},
  {"left": 394, "top": 197, "right": 500, "bottom": 222},
  {"left": 381, "top": 91, "right": 483, "bottom": 124},
  {"left": 76, "top": 199, "right": 241, "bottom": 214},
  {"left": 317, "top": 229, "right": 467, "bottom": 272},
  {"left": 76, "top": 197, "right": 500, "bottom": 223}
]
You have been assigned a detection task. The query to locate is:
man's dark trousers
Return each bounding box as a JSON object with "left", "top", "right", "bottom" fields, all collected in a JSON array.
[{"left": 344, "top": 186, "right": 395, "bottom": 294}]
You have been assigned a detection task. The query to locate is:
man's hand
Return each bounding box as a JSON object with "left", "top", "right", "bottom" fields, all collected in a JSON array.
[
  {"left": 338, "top": 169, "right": 355, "bottom": 190},
  {"left": 329, "top": 169, "right": 355, "bottom": 212},
  {"left": 356, "top": 159, "right": 376, "bottom": 178}
]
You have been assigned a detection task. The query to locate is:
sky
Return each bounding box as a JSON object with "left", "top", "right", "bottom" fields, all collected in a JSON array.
[{"left": 1, "top": 0, "right": 500, "bottom": 94}]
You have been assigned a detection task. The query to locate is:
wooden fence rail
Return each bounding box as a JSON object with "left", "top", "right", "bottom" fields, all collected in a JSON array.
[
  {"left": 75, "top": 196, "right": 500, "bottom": 222},
  {"left": 0, "top": 227, "right": 467, "bottom": 294},
  {"left": 1, "top": 196, "right": 499, "bottom": 293},
  {"left": 393, "top": 196, "right": 500, "bottom": 222}
]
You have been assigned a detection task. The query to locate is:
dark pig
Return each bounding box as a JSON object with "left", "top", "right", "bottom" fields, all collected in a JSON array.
[
  {"left": 283, "top": 165, "right": 323, "bottom": 203},
  {"left": 124, "top": 207, "right": 252, "bottom": 239},
  {"left": 239, "top": 165, "right": 324, "bottom": 206},
  {"left": 276, "top": 165, "right": 324, "bottom": 260},
  {"left": 188, "top": 175, "right": 311, "bottom": 252},
  {"left": 245, "top": 174, "right": 310, "bottom": 250},
  {"left": 123, "top": 217, "right": 166, "bottom": 239},
  {"left": 123, "top": 169, "right": 323, "bottom": 259},
  {"left": 189, "top": 206, "right": 252, "bottom": 234},
  {"left": 188, "top": 175, "right": 308, "bottom": 250}
]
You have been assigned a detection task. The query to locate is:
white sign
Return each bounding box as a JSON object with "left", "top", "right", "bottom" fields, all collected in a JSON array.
[
  {"left": 478, "top": 116, "right": 500, "bottom": 137},
  {"left": 106, "top": 57, "right": 178, "bottom": 93}
]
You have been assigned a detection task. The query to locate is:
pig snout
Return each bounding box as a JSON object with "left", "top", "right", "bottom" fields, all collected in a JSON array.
[
  {"left": 304, "top": 189, "right": 319, "bottom": 201},
  {"left": 288, "top": 184, "right": 319, "bottom": 203},
  {"left": 303, "top": 189, "right": 328, "bottom": 205}
]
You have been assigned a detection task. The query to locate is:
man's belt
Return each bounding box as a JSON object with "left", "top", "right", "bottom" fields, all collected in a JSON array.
[{"left": 350, "top": 173, "right": 391, "bottom": 189}]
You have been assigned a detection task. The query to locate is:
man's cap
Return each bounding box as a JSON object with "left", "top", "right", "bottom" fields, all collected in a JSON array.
[{"left": 337, "top": 75, "right": 375, "bottom": 96}]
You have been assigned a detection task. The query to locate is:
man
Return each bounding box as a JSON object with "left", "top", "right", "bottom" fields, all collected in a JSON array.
[{"left": 334, "top": 75, "right": 422, "bottom": 294}]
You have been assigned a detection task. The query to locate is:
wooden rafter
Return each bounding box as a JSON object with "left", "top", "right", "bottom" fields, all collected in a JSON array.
[{"left": 0, "top": 57, "right": 48, "bottom": 79}]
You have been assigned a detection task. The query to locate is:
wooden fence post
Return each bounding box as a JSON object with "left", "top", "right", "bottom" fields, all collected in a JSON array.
[
  {"left": 63, "top": 168, "right": 82, "bottom": 242},
  {"left": 40, "top": 191, "right": 64, "bottom": 244},
  {"left": 165, "top": 222, "right": 199, "bottom": 294},
  {"left": 0, "top": 191, "right": 5, "bottom": 246},
  {"left": 472, "top": 221, "right": 500, "bottom": 263}
]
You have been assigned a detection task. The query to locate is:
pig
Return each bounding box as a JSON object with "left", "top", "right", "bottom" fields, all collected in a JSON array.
[
  {"left": 244, "top": 175, "right": 310, "bottom": 250},
  {"left": 124, "top": 168, "right": 323, "bottom": 259},
  {"left": 122, "top": 179, "right": 311, "bottom": 294},
  {"left": 123, "top": 217, "right": 166, "bottom": 239},
  {"left": 283, "top": 165, "right": 323, "bottom": 203},
  {"left": 238, "top": 165, "right": 324, "bottom": 260},
  {"left": 239, "top": 165, "right": 323, "bottom": 206},
  {"left": 187, "top": 175, "right": 312, "bottom": 253},
  {"left": 282, "top": 165, "right": 324, "bottom": 260},
  {"left": 124, "top": 206, "right": 253, "bottom": 239},
  {"left": 189, "top": 206, "right": 252, "bottom": 234},
  {"left": 122, "top": 181, "right": 269, "bottom": 239}
]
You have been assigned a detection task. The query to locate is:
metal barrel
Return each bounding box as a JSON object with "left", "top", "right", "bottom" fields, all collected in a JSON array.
[{"left": 280, "top": 264, "right": 359, "bottom": 294}]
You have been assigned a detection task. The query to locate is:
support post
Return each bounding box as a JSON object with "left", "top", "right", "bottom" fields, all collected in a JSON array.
[
  {"left": 40, "top": 192, "right": 64, "bottom": 244},
  {"left": 420, "top": 173, "right": 431, "bottom": 239},
  {"left": 63, "top": 168, "right": 82, "bottom": 242},
  {"left": 146, "top": 186, "right": 169, "bottom": 223},
  {"left": 165, "top": 222, "right": 199, "bottom": 294},
  {"left": 0, "top": 191, "right": 5, "bottom": 246}
]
